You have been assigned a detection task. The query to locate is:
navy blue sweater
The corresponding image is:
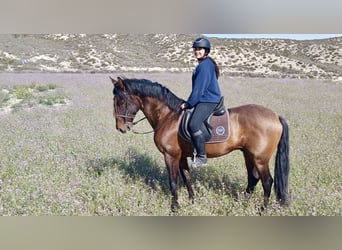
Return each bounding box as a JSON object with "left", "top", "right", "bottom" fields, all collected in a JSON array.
[{"left": 185, "top": 57, "right": 222, "bottom": 108}]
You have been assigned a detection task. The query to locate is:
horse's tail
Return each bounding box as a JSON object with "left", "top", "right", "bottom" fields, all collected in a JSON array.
[{"left": 274, "top": 116, "right": 290, "bottom": 205}]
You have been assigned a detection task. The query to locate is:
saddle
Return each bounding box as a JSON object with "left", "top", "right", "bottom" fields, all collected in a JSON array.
[{"left": 179, "top": 97, "right": 230, "bottom": 144}]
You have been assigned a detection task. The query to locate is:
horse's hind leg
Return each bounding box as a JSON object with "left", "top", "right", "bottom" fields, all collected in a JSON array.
[
  {"left": 259, "top": 165, "right": 273, "bottom": 206},
  {"left": 255, "top": 161, "right": 273, "bottom": 207},
  {"left": 243, "top": 151, "right": 273, "bottom": 206},
  {"left": 243, "top": 151, "right": 260, "bottom": 194},
  {"left": 179, "top": 156, "right": 194, "bottom": 203}
]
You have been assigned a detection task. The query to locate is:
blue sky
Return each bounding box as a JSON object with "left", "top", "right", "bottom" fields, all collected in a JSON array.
[{"left": 203, "top": 34, "right": 342, "bottom": 40}]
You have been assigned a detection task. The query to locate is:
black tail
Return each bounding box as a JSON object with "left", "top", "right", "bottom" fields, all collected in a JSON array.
[{"left": 274, "top": 116, "right": 290, "bottom": 205}]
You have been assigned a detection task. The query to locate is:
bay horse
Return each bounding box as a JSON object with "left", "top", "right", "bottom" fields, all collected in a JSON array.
[{"left": 111, "top": 76, "right": 289, "bottom": 211}]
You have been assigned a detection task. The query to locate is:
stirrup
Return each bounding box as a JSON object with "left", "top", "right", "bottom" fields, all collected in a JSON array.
[{"left": 192, "top": 155, "right": 208, "bottom": 167}]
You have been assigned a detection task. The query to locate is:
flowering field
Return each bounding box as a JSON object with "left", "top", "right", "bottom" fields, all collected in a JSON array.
[{"left": 0, "top": 72, "right": 341, "bottom": 215}]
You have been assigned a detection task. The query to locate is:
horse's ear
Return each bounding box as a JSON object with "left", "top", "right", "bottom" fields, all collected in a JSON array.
[
  {"left": 109, "top": 76, "right": 117, "bottom": 85},
  {"left": 109, "top": 76, "right": 126, "bottom": 91},
  {"left": 117, "top": 77, "right": 126, "bottom": 91}
]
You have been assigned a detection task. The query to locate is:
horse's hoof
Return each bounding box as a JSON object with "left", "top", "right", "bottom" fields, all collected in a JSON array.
[
  {"left": 242, "top": 190, "right": 252, "bottom": 198},
  {"left": 171, "top": 203, "right": 179, "bottom": 213}
]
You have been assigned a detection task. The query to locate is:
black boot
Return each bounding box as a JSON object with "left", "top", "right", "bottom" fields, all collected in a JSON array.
[{"left": 191, "top": 131, "right": 207, "bottom": 167}]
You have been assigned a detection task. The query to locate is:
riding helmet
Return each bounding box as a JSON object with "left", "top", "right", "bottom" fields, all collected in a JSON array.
[{"left": 192, "top": 37, "right": 211, "bottom": 53}]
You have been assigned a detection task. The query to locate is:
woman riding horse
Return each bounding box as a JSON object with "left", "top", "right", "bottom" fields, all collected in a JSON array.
[{"left": 181, "top": 37, "right": 222, "bottom": 167}]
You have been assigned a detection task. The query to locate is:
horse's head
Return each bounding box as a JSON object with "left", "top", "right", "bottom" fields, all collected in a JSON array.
[{"left": 110, "top": 76, "right": 141, "bottom": 133}]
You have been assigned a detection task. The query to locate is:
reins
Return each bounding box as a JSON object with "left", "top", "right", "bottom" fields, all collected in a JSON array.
[
  {"left": 132, "top": 116, "right": 148, "bottom": 126},
  {"left": 114, "top": 114, "right": 150, "bottom": 134},
  {"left": 125, "top": 110, "right": 181, "bottom": 135},
  {"left": 132, "top": 116, "right": 153, "bottom": 134}
]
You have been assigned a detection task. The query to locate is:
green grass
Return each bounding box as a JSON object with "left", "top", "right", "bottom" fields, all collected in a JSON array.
[
  {"left": 0, "top": 88, "right": 10, "bottom": 107},
  {"left": 38, "top": 95, "right": 66, "bottom": 106},
  {"left": 0, "top": 82, "right": 68, "bottom": 112},
  {"left": 0, "top": 73, "right": 341, "bottom": 215}
]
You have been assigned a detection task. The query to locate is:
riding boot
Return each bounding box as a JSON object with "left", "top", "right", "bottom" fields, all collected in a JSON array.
[{"left": 191, "top": 130, "right": 207, "bottom": 167}]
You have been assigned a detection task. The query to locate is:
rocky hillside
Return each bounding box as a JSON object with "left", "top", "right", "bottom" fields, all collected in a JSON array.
[{"left": 0, "top": 34, "right": 341, "bottom": 80}]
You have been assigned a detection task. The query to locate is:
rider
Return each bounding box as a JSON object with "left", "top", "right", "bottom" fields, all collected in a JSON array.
[{"left": 181, "top": 37, "right": 222, "bottom": 167}]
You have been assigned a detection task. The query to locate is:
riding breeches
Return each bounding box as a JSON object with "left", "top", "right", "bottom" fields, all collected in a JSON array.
[{"left": 188, "top": 102, "right": 217, "bottom": 156}]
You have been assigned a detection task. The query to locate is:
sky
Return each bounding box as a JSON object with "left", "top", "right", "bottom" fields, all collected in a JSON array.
[{"left": 203, "top": 34, "right": 342, "bottom": 40}]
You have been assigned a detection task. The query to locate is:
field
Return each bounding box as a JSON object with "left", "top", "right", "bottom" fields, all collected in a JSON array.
[{"left": 0, "top": 72, "right": 341, "bottom": 215}]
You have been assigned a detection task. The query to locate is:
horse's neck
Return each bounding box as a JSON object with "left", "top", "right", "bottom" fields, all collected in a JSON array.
[{"left": 141, "top": 97, "right": 174, "bottom": 129}]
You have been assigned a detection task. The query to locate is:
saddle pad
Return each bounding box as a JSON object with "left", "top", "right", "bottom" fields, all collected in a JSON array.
[
  {"left": 207, "top": 110, "right": 230, "bottom": 143},
  {"left": 179, "top": 109, "right": 230, "bottom": 144}
]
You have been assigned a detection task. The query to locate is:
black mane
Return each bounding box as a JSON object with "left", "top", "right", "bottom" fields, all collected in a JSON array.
[{"left": 121, "top": 78, "right": 184, "bottom": 112}]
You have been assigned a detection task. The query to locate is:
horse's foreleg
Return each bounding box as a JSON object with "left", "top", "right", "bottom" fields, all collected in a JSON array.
[
  {"left": 164, "top": 153, "right": 180, "bottom": 212},
  {"left": 179, "top": 156, "right": 194, "bottom": 203}
]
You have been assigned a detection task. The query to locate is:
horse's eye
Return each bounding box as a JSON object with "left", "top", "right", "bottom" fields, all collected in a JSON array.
[
  {"left": 119, "top": 99, "right": 125, "bottom": 106},
  {"left": 114, "top": 97, "right": 124, "bottom": 106}
]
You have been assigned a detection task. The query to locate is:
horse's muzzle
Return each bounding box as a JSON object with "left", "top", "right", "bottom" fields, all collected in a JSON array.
[
  {"left": 117, "top": 127, "right": 127, "bottom": 133},
  {"left": 116, "top": 122, "right": 133, "bottom": 133},
  {"left": 116, "top": 122, "right": 127, "bottom": 133}
]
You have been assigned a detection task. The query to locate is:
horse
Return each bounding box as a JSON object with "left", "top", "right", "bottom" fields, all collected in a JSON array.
[{"left": 110, "top": 76, "right": 289, "bottom": 211}]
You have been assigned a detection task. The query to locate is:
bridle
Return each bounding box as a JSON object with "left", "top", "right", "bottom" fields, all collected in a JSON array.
[
  {"left": 114, "top": 93, "right": 152, "bottom": 134},
  {"left": 114, "top": 98, "right": 181, "bottom": 135}
]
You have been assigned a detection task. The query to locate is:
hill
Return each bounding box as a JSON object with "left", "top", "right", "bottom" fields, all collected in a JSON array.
[{"left": 0, "top": 34, "right": 341, "bottom": 80}]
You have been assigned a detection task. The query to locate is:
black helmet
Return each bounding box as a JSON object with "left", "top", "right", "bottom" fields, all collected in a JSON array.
[{"left": 192, "top": 37, "right": 211, "bottom": 52}]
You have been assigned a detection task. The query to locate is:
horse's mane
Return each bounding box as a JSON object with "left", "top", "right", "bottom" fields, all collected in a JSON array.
[{"left": 121, "top": 78, "right": 184, "bottom": 112}]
